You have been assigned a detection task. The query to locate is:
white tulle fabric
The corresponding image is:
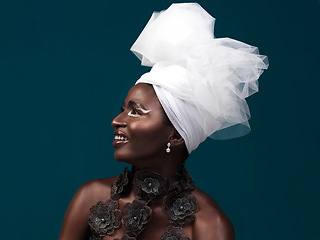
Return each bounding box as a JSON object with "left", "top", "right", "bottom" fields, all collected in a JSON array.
[{"left": 131, "top": 3, "right": 269, "bottom": 154}]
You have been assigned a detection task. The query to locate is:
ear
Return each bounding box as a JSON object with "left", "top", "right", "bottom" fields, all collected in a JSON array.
[{"left": 168, "top": 128, "right": 185, "bottom": 147}]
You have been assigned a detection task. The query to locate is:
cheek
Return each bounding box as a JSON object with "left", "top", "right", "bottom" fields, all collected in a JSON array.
[{"left": 130, "top": 120, "right": 170, "bottom": 143}]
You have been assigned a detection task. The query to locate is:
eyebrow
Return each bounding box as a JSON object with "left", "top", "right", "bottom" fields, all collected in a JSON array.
[{"left": 123, "top": 100, "right": 147, "bottom": 110}]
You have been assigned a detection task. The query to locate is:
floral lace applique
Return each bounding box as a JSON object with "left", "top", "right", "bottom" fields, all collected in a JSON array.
[
  {"left": 88, "top": 199, "right": 122, "bottom": 237},
  {"left": 161, "top": 225, "right": 191, "bottom": 240},
  {"left": 111, "top": 167, "right": 132, "bottom": 200},
  {"left": 163, "top": 191, "right": 198, "bottom": 225},
  {"left": 135, "top": 170, "right": 168, "bottom": 202},
  {"left": 123, "top": 199, "right": 152, "bottom": 236}
]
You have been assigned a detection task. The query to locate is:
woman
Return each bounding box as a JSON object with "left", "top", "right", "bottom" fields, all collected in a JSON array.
[{"left": 59, "top": 3, "right": 268, "bottom": 240}]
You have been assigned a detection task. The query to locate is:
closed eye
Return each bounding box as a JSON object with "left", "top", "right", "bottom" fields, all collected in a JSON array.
[{"left": 121, "top": 101, "right": 151, "bottom": 117}]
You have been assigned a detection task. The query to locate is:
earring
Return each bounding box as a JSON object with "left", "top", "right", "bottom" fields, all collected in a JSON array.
[{"left": 166, "top": 142, "right": 171, "bottom": 153}]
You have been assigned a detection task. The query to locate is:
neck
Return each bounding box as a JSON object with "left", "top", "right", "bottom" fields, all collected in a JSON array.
[
  {"left": 131, "top": 148, "right": 187, "bottom": 178},
  {"left": 132, "top": 159, "right": 185, "bottom": 179},
  {"left": 132, "top": 157, "right": 185, "bottom": 178}
]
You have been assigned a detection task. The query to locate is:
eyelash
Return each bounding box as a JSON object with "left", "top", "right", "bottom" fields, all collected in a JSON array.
[
  {"left": 128, "top": 109, "right": 140, "bottom": 117},
  {"left": 120, "top": 107, "right": 141, "bottom": 116}
]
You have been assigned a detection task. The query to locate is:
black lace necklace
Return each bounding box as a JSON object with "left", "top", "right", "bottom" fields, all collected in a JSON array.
[{"left": 88, "top": 165, "right": 198, "bottom": 240}]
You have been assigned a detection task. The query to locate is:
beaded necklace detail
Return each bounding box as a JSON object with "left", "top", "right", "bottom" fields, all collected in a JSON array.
[{"left": 88, "top": 165, "right": 198, "bottom": 240}]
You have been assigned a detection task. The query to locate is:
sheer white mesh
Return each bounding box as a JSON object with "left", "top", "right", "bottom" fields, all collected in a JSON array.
[{"left": 131, "top": 3, "right": 269, "bottom": 153}]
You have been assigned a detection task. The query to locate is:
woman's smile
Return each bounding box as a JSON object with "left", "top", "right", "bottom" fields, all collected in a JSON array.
[{"left": 113, "top": 130, "right": 129, "bottom": 147}]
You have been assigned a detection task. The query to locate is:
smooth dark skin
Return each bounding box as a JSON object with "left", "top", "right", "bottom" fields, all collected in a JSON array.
[{"left": 58, "top": 83, "right": 235, "bottom": 240}]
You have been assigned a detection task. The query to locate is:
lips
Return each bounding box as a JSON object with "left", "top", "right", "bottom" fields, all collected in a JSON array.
[{"left": 113, "top": 130, "right": 129, "bottom": 147}]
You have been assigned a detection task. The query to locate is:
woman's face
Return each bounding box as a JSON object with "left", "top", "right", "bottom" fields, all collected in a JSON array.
[{"left": 111, "top": 83, "right": 173, "bottom": 166}]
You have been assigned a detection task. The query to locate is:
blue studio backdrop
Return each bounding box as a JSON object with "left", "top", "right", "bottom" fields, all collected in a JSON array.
[{"left": 0, "top": 0, "right": 319, "bottom": 239}]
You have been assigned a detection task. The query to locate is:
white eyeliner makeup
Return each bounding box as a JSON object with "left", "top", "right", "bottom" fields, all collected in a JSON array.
[{"left": 128, "top": 108, "right": 151, "bottom": 117}]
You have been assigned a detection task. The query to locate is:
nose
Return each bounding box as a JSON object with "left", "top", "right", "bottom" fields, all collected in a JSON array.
[{"left": 111, "top": 112, "right": 127, "bottom": 128}]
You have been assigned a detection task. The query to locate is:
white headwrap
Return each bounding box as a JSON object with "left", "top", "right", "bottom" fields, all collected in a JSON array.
[{"left": 131, "top": 3, "right": 269, "bottom": 154}]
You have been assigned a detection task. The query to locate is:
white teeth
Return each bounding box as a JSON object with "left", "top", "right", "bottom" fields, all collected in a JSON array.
[{"left": 115, "top": 135, "right": 128, "bottom": 141}]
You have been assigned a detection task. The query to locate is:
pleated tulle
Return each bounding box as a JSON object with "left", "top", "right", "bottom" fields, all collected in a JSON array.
[{"left": 132, "top": 3, "right": 269, "bottom": 153}]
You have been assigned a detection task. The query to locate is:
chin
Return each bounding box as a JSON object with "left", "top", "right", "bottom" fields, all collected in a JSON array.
[
  {"left": 113, "top": 150, "right": 153, "bottom": 169},
  {"left": 114, "top": 150, "right": 134, "bottom": 164}
]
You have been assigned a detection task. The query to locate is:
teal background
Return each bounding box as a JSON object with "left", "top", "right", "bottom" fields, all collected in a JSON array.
[{"left": 1, "top": 0, "right": 319, "bottom": 239}]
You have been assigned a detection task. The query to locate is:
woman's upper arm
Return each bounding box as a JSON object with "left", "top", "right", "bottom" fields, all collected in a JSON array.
[{"left": 58, "top": 181, "right": 105, "bottom": 240}]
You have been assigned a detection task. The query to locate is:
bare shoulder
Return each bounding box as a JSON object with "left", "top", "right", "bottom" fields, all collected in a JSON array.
[
  {"left": 75, "top": 176, "right": 118, "bottom": 207},
  {"left": 191, "top": 187, "right": 235, "bottom": 240},
  {"left": 58, "top": 176, "right": 118, "bottom": 240}
]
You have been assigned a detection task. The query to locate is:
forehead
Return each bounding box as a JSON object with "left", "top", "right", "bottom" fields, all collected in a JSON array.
[{"left": 125, "top": 83, "right": 161, "bottom": 109}]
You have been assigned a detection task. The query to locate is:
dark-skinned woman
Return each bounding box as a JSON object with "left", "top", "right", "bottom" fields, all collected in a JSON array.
[{"left": 58, "top": 3, "right": 268, "bottom": 240}]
